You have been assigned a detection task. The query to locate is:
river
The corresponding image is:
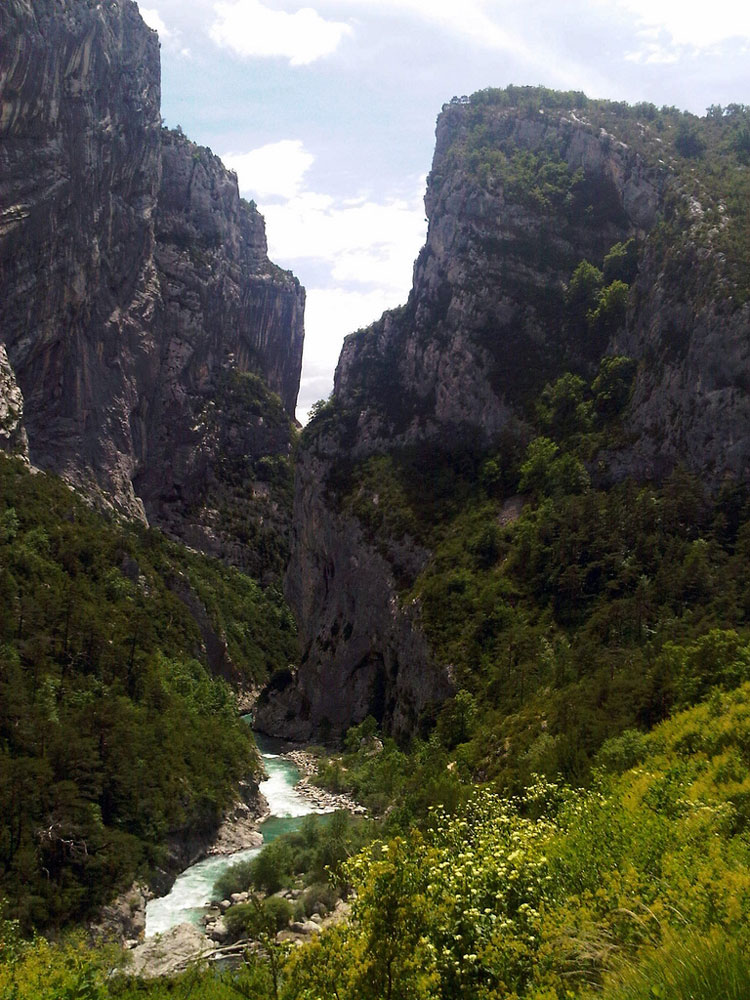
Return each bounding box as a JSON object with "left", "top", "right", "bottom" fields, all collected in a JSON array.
[{"left": 145, "top": 732, "right": 326, "bottom": 937}]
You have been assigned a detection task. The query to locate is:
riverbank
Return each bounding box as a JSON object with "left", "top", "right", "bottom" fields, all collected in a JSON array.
[
  {"left": 121, "top": 740, "right": 367, "bottom": 977},
  {"left": 283, "top": 749, "right": 366, "bottom": 815}
]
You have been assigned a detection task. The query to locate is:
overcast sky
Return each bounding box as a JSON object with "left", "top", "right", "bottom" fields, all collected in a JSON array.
[{"left": 137, "top": 0, "right": 750, "bottom": 422}]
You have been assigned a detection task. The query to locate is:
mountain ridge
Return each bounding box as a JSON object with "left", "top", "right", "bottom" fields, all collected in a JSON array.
[{"left": 257, "top": 87, "right": 750, "bottom": 743}]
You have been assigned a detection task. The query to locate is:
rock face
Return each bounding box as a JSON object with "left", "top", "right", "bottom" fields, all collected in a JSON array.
[
  {"left": 258, "top": 92, "right": 750, "bottom": 741},
  {"left": 0, "top": 345, "right": 29, "bottom": 461},
  {"left": 331, "top": 102, "right": 660, "bottom": 453},
  {"left": 611, "top": 234, "right": 750, "bottom": 484},
  {"left": 257, "top": 444, "right": 452, "bottom": 741},
  {"left": 0, "top": 0, "right": 304, "bottom": 575}
]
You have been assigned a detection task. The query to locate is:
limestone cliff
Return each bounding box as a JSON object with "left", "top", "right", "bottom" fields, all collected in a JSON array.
[
  {"left": 0, "top": 0, "right": 304, "bottom": 577},
  {"left": 257, "top": 90, "right": 750, "bottom": 741},
  {"left": 0, "top": 346, "right": 29, "bottom": 462}
]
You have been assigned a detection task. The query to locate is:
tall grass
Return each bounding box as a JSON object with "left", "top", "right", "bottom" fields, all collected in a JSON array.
[{"left": 599, "top": 931, "right": 750, "bottom": 1000}]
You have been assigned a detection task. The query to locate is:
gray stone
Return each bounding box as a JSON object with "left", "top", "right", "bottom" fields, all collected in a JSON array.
[
  {"left": 257, "top": 97, "right": 750, "bottom": 745},
  {"left": 128, "top": 923, "right": 211, "bottom": 979},
  {"left": 209, "top": 918, "right": 229, "bottom": 943},
  {"left": 0, "top": 0, "right": 304, "bottom": 588}
]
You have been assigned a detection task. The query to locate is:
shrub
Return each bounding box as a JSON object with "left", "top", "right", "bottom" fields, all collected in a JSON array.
[
  {"left": 213, "top": 859, "right": 254, "bottom": 902},
  {"left": 261, "top": 896, "right": 293, "bottom": 933},
  {"left": 224, "top": 896, "right": 292, "bottom": 941},
  {"left": 294, "top": 883, "right": 340, "bottom": 920},
  {"left": 249, "top": 839, "right": 295, "bottom": 894}
]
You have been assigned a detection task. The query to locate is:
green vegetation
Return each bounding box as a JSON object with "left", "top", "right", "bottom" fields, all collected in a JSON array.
[
  {"left": 0, "top": 455, "right": 296, "bottom": 930},
  {"left": 4, "top": 85, "right": 750, "bottom": 1000},
  {"left": 225, "top": 895, "right": 294, "bottom": 940},
  {"left": 441, "top": 88, "right": 750, "bottom": 308},
  {"left": 214, "top": 810, "right": 371, "bottom": 910},
  {"left": 82, "top": 684, "right": 750, "bottom": 998},
  {"left": 282, "top": 683, "right": 750, "bottom": 999},
  {"left": 319, "top": 348, "right": 750, "bottom": 804},
  {"left": 199, "top": 370, "right": 296, "bottom": 581}
]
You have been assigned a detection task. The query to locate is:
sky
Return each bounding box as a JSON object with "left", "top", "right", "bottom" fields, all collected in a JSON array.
[{"left": 137, "top": 0, "right": 750, "bottom": 422}]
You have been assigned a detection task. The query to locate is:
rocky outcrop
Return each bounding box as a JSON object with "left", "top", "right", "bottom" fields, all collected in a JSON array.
[
  {"left": 0, "top": 345, "right": 29, "bottom": 461},
  {"left": 0, "top": 0, "right": 163, "bottom": 515},
  {"left": 128, "top": 923, "right": 212, "bottom": 978},
  {"left": 91, "top": 882, "right": 152, "bottom": 945},
  {"left": 262, "top": 93, "right": 750, "bottom": 741},
  {"left": 259, "top": 97, "right": 662, "bottom": 741},
  {"left": 257, "top": 444, "right": 452, "bottom": 741},
  {"left": 331, "top": 102, "right": 661, "bottom": 453},
  {"left": 611, "top": 230, "right": 750, "bottom": 484},
  {"left": 0, "top": 0, "right": 304, "bottom": 577}
]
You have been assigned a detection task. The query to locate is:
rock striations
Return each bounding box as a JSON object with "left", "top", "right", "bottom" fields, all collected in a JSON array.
[
  {"left": 0, "top": 0, "right": 304, "bottom": 576},
  {"left": 257, "top": 90, "right": 750, "bottom": 742}
]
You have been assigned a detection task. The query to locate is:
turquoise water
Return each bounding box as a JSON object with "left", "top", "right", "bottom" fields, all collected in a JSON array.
[{"left": 144, "top": 731, "right": 319, "bottom": 936}]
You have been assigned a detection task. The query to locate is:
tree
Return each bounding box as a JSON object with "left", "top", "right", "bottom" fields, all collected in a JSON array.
[
  {"left": 566, "top": 260, "right": 603, "bottom": 324},
  {"left": 536, "top": 373, "right": 592, "bottom": 439},
  {"left": 592, "top": 356, "right": 637, "bottom": 419}
]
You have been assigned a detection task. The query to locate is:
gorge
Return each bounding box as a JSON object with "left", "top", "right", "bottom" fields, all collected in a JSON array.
[{"left": 2, "top": 1, "right": 750, "bottom": 998}]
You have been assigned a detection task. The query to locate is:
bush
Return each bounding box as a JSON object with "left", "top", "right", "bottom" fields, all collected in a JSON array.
[
  {"left": 294, "top": 883, "right": 340, "bottom": 920},
  {"left": 261, "top": 896, "right": 293, "bottom": 933},
  {"left": 213, "top": 859, "right": 254, "bottom": 901},
  {"left": 224, "top": 896, "right": 291, "bottom": 941},
  {"left": 592, "top": 356, "right": 637, "bottom": 419},
  {"left": 249, "top": 839, "right": 295, "bottom": 894},
  {"left": 603, "top": 239, "right": 638, "bottom": 284}
]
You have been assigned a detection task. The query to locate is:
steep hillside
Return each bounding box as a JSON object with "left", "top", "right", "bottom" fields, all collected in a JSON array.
[
  {"left": 0, "top": 0, "right": 305, "bottom": 931},
  {"left": 257, "top": 88, "right": 750, "bottom": 746},
  {"left": 0, "top": 454, "right": 297, "bottom": 930},
  {"left": 0, "top": 0, "right": 304, "bottom": 579}
]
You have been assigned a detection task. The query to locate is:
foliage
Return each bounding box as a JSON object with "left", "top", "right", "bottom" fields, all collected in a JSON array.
[
  {"left": 0, "top": 918, "right": 113, "bottom": 1000},
  {"left": 0, "top": 456, "right": 296, "bottom": 930},
  {"left": 602, "top": 239, "right": 638, "bottom": 285},
  {"left": 326, "top": 352, "right": 750, "bottom": 801},
  {"left": 225, "top": 896, "right": 293, "bottom": 940},
  {"left": 8, "top": 680, "right": 750, "bottom": 998},
  {"left": 595, "top": 930, "right": 750, "bottom": 1000},
  {"left": 591, "top": 356, "right": 637, "bottom": 418},
  {"left": 285, "top": 686, "right": 750, "bottom": 998},
  {"left": 214, "top": 811, "right": 372, "bottom": 902}
]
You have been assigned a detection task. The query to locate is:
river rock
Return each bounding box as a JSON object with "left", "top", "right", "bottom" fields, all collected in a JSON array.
[
  {"left": 209, "top": 918, "right": 229, "bottom": 943},
  {"left": 128, "top": 923, "right": 211, "bottom": 979},
  {"left": 90, "top": 881, "right": 151, "bottom": 944},
  {"left": 288, "top": 920, "right": 321, "bottom": 936},
  {"left": 219, "top": 899, "right": 232, "bottom": 913}
]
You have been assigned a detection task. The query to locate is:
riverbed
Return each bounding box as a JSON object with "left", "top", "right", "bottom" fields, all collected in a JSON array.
[{"left": 144, "top": 733, "right": 327, "bottom": 937}]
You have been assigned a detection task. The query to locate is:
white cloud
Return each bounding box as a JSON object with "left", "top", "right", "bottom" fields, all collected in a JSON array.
[
  {"left": 296, "top": 287, "right": 407, "bottom": 422},
  {"left": 338, "top": 0, "right": 526, "bottom": 55},
  {"left": 226, "top": 140, "right": 426, "bottom": 423},
  {"left": 603, "top": 0, "right": 750, "bottom": 52},
  {"left": 228, "top": 141, "right": 426, "bottom": 293},
  {"left": 209, "top": 0, "right": 352, "bottom": 65},
  {"left": 139, "top": 5, "right": 170, "bottom": 37},
  {"left": 223, "top": 140, "right": 315, "bottom": 200},
  {"left": 262, "top": 188, "right": 426, "bottom": 292}
]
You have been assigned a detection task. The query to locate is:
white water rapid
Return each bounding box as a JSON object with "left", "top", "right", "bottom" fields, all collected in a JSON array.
[{"left": 145, "top": 736, "right": 323, "bottom": 937}]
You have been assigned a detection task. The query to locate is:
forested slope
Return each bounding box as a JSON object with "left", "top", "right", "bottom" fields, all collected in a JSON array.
[{"left": 0, "top": 456, "right": 295, "bottom": 930}]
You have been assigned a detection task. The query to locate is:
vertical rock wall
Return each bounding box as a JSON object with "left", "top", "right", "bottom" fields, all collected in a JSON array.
[{"left": 0, "top": 0, "right": 305, "bottom": 575}]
